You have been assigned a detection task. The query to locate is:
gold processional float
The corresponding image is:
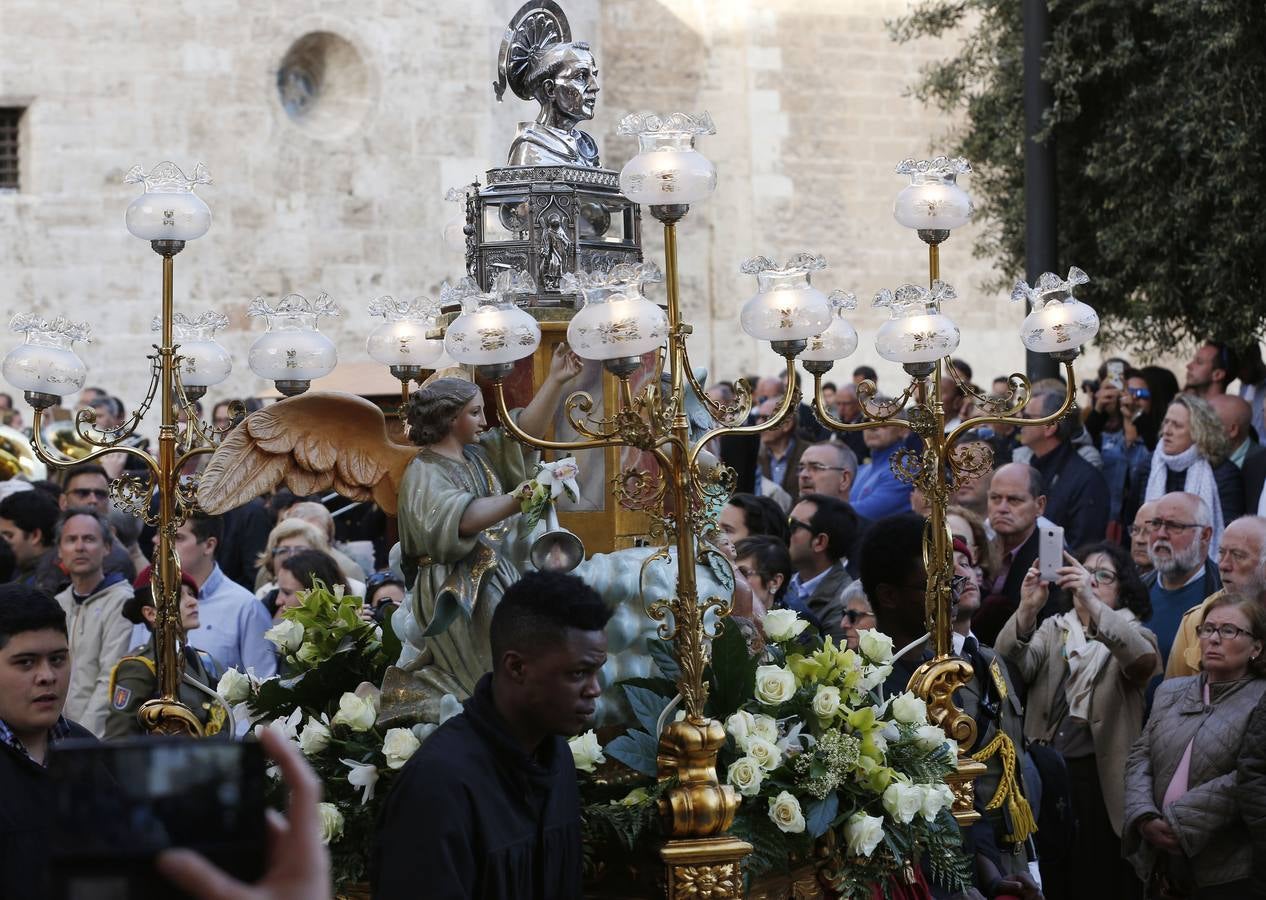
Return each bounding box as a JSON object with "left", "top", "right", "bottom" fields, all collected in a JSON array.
[{"left": 0, "top": 2, "right": 1103, "bottom": 895}]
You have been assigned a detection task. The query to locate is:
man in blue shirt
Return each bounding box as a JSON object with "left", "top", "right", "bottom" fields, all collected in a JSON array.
[
  {"left": 1145, "top": 491, "right": 1220, "bottom": 666},
  {"left": 850, "top": 417, "right": 913, "bottom": 520},
  {"left": 169, "top": 513, "right": 276, "bottom": 677}
]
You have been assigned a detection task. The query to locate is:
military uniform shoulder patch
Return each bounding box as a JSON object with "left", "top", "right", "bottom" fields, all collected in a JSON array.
[
  {"left": 988, "top": 658, "right": 1008, "bottom": 702},
  {"left": 112, "top": 684, "right": 132, "bottom": 710}
]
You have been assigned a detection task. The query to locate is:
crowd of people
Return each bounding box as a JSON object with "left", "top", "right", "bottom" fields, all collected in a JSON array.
[{"left": 2, "top": 339, "right": 1266, "bottom": 899}]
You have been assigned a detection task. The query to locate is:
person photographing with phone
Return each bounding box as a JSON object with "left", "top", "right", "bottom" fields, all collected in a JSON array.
[{"left": 997, "top": 544, "right": 1160, "bottom": 899}]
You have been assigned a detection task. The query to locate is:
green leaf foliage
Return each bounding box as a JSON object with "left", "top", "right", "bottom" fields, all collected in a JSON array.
[
  {"left": 621, "top": 684, "right": 673, "bottom": 736},
  {"left": 646, "top": 638, "right": 682, "bottom": 682},
  {"left": 890, "top": 0, "right": 1266, "bottom": 356},
  {"left": 706, "top": 619, "right": 759, "bottom": 721},
  {"left": 604, "top": 728, "right": 660, "bottom": 776}
]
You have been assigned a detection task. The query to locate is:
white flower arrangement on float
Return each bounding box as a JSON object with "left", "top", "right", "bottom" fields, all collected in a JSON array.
[
  {"left": 573, "top": 610, "right": 971, "bottom": 897},
  {"left": 217, "top": 580, "right": 429, "bottom": 890}
]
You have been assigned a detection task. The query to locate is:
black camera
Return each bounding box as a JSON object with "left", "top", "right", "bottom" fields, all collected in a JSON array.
[{"left": 46, "top": 736, "right": 267, "bottom": 899}]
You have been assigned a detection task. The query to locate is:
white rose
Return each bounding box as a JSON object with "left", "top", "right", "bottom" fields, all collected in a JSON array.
[
  {"left": 844, "top": 812, "right": 885, "bottom": 857},
  {"left": 216, "top": 668, "right": 252, "bottom": 704},
  {"left": 812, "top": 685, "right": 842, "bottom": 720},
  {"left": 726, "top": 756, "right": 765, "bottom": 796},
  {"left": 762, "top": 609, "right": 808, "bottom": 642},
  {"left": 745, "top": 735, "right": 782, "bottom": 772},
  {"left": 298, "top": 716, "right": 331, "bottom": 756},
  {"left": 858, "top": 629, "right": 894, "bottom": 664},
  {"left": 751, "top": 714, "right": 780, "bottom": 745},
  {"left": 919, "top": 782, "right": 956, "bottom": 820},
  {"left": 567, "top": 730, "right": 605, "bottom": 774},
  {"left": 753, "top": 665, "right": 797, "bottom": 706},
  {"left": 882, "top": 780, "right": 925, "bottom": 824},
  {"left": 767, "top": 790, "right": 806, "bottom": 834},
  {"left": 263, "top": 619, "right": 304, "bottom": 653},
  {"left": 332, "top": 691, "right": 378, "bottom": 732},
  {"left": 914, "top": 724, "right": 949, "bottom": 752},
  {"left": 382, "top": 727, "right": 422, "bottom": 770},
  {"left": 890, "top": 691, "right": 928, "bottom": 725},
  {"left": 725, "top": 710, "right": 756, "bottom": 750},
  {"left": 317, "top": 802, "right": 344, "bottom": 844},
  {"left": 296, "top": 641, "right": 322, "bottom": 665}
]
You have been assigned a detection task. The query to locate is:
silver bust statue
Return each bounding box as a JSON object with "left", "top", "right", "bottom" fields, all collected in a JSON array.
[{"left": 494, "top": 1, "right": 601, "bottom": 168}]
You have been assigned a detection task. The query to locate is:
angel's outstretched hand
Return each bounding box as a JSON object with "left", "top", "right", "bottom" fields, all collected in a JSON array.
[{"left": 548, "top": 342, "right": 583, "bottom": 385}]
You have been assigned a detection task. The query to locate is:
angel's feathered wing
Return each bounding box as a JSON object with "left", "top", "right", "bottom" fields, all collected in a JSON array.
[{"left": 197, "top": 392, "right": 418, "bottom": 516}]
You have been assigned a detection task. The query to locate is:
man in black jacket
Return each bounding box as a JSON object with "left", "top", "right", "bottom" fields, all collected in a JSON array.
[
  {"left": 1241, "top": 691, "right": 1266, "bottom": 898},
  {"left": 373, "top": 570, "right": 612, "bottom": 900},
  {"left": 1019, "top": 387, "right": 1109, "bottom": 549},
  {"left": 0, "top": 584, "right": 94, "bottom": 899}
]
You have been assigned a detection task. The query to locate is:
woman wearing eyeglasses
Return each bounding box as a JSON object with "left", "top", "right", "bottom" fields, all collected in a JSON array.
[
  {"left": 996, "top": 541, "right": 1160, "bottom": 899},
  {"left": 1123, "top": 594, "right": 1266, "bottom": 898}
]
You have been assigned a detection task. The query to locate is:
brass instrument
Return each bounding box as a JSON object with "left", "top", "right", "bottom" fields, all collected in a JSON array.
[
  {"left": 41, "top": 419, "right": 93, "bottom": 462},
  {"left": 0, "top": 425, "right": 46, "bottom": 481}
]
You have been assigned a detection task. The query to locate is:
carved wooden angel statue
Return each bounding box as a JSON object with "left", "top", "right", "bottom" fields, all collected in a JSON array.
[{"left": 198, "top": 345, "right": 582, "bottom": 723}]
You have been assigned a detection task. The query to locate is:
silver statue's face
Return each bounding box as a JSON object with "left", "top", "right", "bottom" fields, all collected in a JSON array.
[{"left": 550, "top": 51, "right": 599, "bottom": 121}]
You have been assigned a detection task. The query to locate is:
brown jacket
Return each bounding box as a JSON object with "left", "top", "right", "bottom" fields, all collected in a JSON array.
[
  {"left": 995, "top": 604, "right": 1159, "bottom": 835},
  {"left": 1123, "top": 675, "right": 1266, "bottom": 889}
]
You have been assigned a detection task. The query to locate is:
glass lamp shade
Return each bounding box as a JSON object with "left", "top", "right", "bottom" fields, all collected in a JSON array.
[
  {"left": 1012, "top": 266, "right": 1099, "bottom": 353},
  {"left": 124, "top": 162, "right": 213, "bottom": 242},
  {"left": 872, "top": 282, "right": 961, "bottom": 364},
  {"left": 366, "top": 296, "right": 443, "bottom": 368},
  {"left": 617, "top": 112, "right": 717, "bottom": 206},
  {"left": 738, "top": 253, "right": 834, "bottom": 342},
  {"left": 440, "top": 272, "right": 540, "bottom": 366},
  {"left": 892, "top": 157, "right": 973, "bottom": 231},
  {"left": 563, "top": 263, "right": 668, "bottom": 361},
  {"left": 156, "top": 311, "right": 232, "bottom": 388},
  {"left": 442, "top": 185, "right": 473, "bottom": 254},
  {"left": 2, "top": 314, "right": 90, "bottom": 396},
  {"left": 247, "top": 293, "right": 340, "bottom": 382},
  {"left": 801, "top": 291, "right": 859, "bottom": 363}
]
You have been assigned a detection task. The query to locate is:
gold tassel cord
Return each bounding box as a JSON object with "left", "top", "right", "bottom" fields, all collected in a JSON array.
[{"left": 969, "top": 731, "right": 1037, "bottom": 844}]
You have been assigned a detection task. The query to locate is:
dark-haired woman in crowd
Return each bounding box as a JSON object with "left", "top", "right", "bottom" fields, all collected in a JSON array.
[
  {"left": 1123, "top": 594, "right": 1266, "bottom": 898},
  {"left": 272, "top": 549, "right": 348, "bottom": 620},
  {"left": 996, "top": 541, "right": 1160, "bottom": 900},
  {"left": 733, "top": 535, "right": 791, "bottom": 623}
]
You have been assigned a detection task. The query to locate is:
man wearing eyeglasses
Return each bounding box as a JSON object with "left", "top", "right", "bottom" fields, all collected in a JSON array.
[
  {"left": 1144, "top": 492, "right": 1221, "bottom": 668},
  {"left": 784, "top": 494, "right": 859, "bottom": 642},
  {"left": 1165, "top": 515, "right": 1266, "bottom": 678},
  {"left": 52, "top": 464, "right": 135, "bottom": 591},
  {"left": 796, "top": 442, "right": 858, "bottom": 504}
]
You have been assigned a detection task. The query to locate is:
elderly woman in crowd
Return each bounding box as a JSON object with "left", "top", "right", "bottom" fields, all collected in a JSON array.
[
  {"left": 837, "top": 579, "right": 875, "bottom": 652},
  {"left": 256, "top": 517, "right": 366, "bottom": 599},
  {"left": 996, "top": 541, "right": 1160, "bottom": 900},
  {"left": 1123, "top": 594, "right": 1266, "bottom": 899},
  {"left": 1144, "top": 394, "right": 1244, "bottom": 551}
]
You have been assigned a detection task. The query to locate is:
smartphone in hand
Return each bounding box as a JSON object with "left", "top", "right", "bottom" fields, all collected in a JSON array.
[
  {"left": 1038, "top": 525, "right": 1065, "bottom": 583},
  {"left": 46, "top": 736, "right": 267, "bottom": 900}
]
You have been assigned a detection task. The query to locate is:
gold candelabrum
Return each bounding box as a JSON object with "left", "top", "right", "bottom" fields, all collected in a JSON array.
[
  {"left": 483, "top": 201, "right": 770, "bottom": 888},
  {"left": 20, "top": 235, "right": 237, "bottom": 738},
  {"left": 800, "top": 226, "right": 1081, "bottom": 825}
]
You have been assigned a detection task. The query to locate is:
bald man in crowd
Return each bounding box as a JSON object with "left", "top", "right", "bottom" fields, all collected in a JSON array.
[{"left": 1209, "top": 394, "right": 1265, "bottom": 470}]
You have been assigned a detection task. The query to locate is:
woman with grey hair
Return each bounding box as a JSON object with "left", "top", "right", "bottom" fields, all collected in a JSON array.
[
  {"left": 1144, "top": 394, "right": 1244, "bottom": 550},
  {"left": 395, "top": 345, "right": 581, "bottom": 721}
]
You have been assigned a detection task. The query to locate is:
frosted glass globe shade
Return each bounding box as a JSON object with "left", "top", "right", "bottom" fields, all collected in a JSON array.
[
  {"left": 2, "top": 340, "right": 87, "bottom": 396},
  {"left": 567, "top": 292, "right": 667, "bottom": 361},
  {"left": 1020, "top": 299, "right": 1100, "bottom": 353},
  {"left": 875, "top": 313, "right": 960, "bottom": 364},
  {"left": 893, "top": 180, "right": 973, "bottom": 231},
  {"left": 444, "top": 305, "right": 541, "bottom": 366},
  {"left": 367, "top": 319, "right": 444, "bottom": 368}
]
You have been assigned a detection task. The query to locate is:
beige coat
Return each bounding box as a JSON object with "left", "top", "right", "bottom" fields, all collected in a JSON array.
[
  {"left": 995, "top": 604, "right": 1159, "bottom": 835},
  {"left": 1123, "top": 675, "right": 1266, "bottom": 888},
  {"left": 55, "top": 576, "right": 136, "bottom": 737}
]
